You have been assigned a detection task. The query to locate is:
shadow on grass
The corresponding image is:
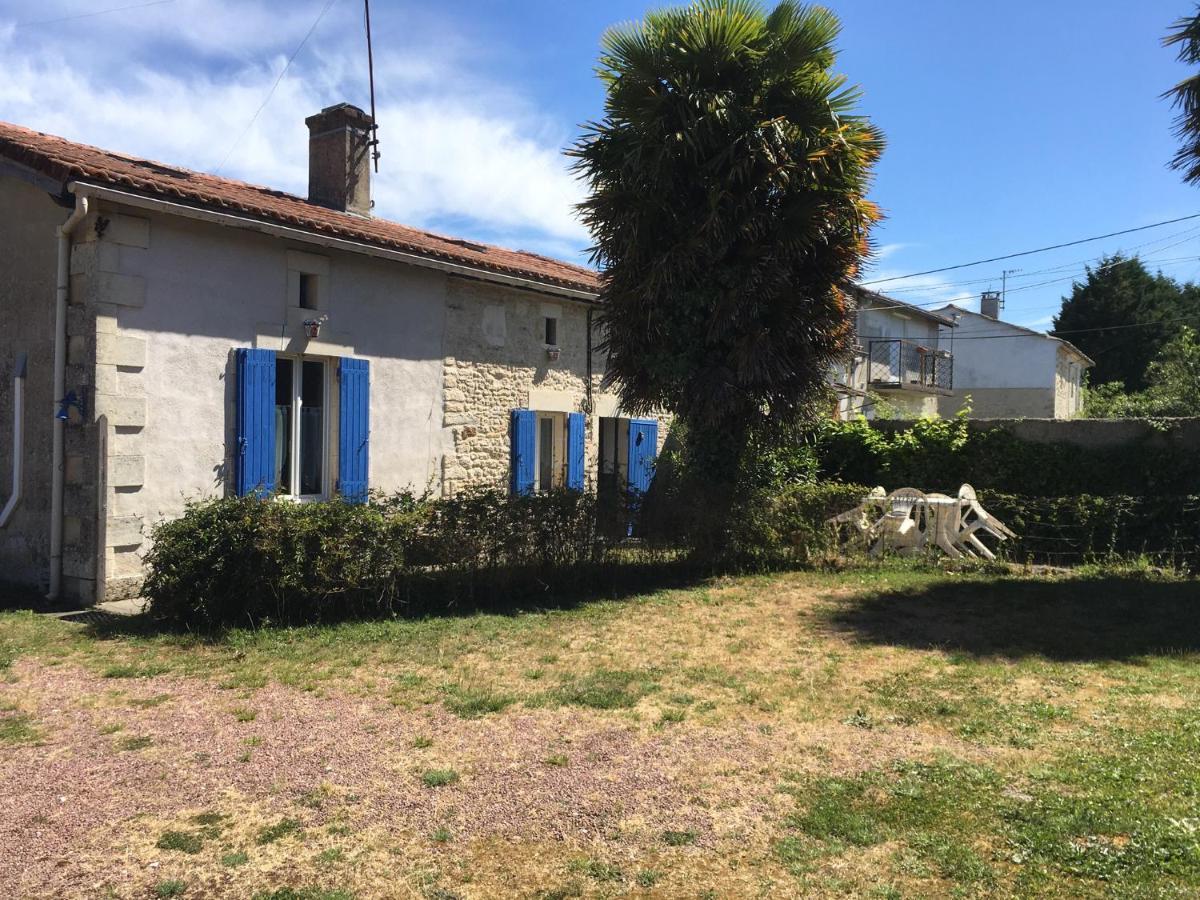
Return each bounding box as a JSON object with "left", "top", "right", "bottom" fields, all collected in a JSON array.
[
  {"left": 826, "top": 575, "right": 1200, "bottom": 662},
  {"left": 78, "top": 558, "right": 714, "bottom": 643}
]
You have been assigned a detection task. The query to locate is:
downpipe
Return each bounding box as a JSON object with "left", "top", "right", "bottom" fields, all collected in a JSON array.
[
  {"left": 48, "top": 195, "right": 89, "bottom": 600},
  {"left": 0, "top": 353, "right": 27, "bottom": 528}
]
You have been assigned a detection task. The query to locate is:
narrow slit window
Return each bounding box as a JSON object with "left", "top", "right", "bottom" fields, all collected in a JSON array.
[
  {"left": 544, "top": 316, "right": 558, "bottom": 347},
  {"left": 274, "top": 358, "right": 294, "bottom": 494},
  {"left": 299, "top": 273, "right": 319, "bottom": 310}
]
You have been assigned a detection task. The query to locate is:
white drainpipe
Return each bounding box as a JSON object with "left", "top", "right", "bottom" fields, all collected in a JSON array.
[
  {"left": 0, "top": 353, "right": 27, "bottom": 528},
  {"left": 48, "top": 195, "right": 89, "bottom": 600}
]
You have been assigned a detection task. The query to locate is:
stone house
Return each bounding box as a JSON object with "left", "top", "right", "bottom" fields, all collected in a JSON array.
[
  {"left": 832, "top": 287, "right": 957, "bottom": 419},
  {"left": 933, "top": 295, "right": 1093, "bottom": 419},
  {"left": 0, "top": 103, "right": 666, "bottom": 603}
]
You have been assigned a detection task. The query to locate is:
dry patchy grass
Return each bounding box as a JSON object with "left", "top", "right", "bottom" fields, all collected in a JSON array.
[{"left": 3, "top": 563, "right": 1200, "bottom": 897}]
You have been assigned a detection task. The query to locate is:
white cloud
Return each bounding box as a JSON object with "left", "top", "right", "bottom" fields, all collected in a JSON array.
[{"left": 0, "top": 0, "right": 590, "bottom": 258}]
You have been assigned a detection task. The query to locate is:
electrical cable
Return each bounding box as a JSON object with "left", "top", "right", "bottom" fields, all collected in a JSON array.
[
  {"left": 213, "top": 0, "right": 339, "bottom": 174},
  {"left": 11, "top": 0, "right": 175, "bottom": 28},
  {"left": 859, "top": 212, "right": 1200, "bottom": 286}
]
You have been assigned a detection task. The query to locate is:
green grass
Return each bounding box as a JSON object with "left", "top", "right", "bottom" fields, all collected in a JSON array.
[
  {"left": 439, "top": 683, "right": 512, "bottom": 718},
  {"left": 116, "top": 734, "right": 153, "bottom": 751},
  {"left": 421, "top": 769, "right": 459, "bottom": 788},
  {"left": 662, "top": 829, "right": 697, "bottom": 847},
  {"left": 154, "top": 880, "right": 187, "bottom": 898},
  {"left": 256, "top": 818, "right": 303, "bottom": 845},
  {"left": 156, "top": 830, "right": 204, "bottom": 854},
  {"left": 0, "top": 712, "right": 39, "bottom": 745},
  {"left": 221, "top": 851, "right": 249, "bottom": 868},
  {"left": 545, "top": 668, "right": 660, "bottom": 710}
]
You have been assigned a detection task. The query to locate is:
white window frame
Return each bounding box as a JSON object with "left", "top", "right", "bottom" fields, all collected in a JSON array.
[
  {"left": 276, "top": 354, "right": 331, "bottom": 501},
  {"left": 533, "top": 411, "right": 566, "bottom": 492}
]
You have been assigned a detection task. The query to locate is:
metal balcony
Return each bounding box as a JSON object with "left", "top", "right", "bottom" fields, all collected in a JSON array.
[{"left": 867, "top": 339, "right": 953, "bottom": 394}]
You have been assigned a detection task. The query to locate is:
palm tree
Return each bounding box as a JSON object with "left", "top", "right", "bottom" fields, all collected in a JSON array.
[
  {"left": 1165, "top": 8, "right": 1200, "bottom": 184},
  {"left": 569, "top": 1, "right": 883, "bottom": 538}
]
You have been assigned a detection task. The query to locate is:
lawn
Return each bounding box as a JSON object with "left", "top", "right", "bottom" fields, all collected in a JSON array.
[{"left": 2, "top": 562, "right": 1200, "bottom": 898}]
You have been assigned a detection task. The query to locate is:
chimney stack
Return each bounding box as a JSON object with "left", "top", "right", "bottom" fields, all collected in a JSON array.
[
  {"left": 980, "top": 290, "right": 1002, "bottom": 320},
  {"left": 305, "top": 103, "right": 373, "bottom": 217}
]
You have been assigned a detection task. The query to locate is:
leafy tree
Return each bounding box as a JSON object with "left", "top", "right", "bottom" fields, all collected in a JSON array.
[
  {"left": 1085, "top": 326, "right": 1200, "bottom": 417},
  {"left": 570, "top": 0, "right": 882, "bottom": 548},
  {"left": 1164, "top": 8, "right": 1200, "bottom": 183},
  {"left": 1052, "top": 255, "right": 1190, "bottom": 390}
]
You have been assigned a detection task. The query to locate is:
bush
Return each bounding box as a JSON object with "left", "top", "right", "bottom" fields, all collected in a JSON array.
[
  {"left": 143, "top": 489, "right": 685, "bottom": 629},
  {"left": 809, "top": 414, "right": 1200, "bottom": 497}
]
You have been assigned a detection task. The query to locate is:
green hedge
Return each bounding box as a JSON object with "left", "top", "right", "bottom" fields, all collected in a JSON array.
[
  {"left": 979, "top": 492, "right": 1200, "bottom": 568},
  {"left": 142, "top": 483, "right": 866, "bottom": 630},
  {"left": 811, "top": 415, "right": 1200, "bottom": 497}
]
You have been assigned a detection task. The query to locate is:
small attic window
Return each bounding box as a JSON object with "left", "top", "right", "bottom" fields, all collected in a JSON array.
[
  {"left": 544, "top": 316, "right": 558, "bottom": 347},
  {"left": 299, "top": 273, "right": 319, "bottom": 310}
]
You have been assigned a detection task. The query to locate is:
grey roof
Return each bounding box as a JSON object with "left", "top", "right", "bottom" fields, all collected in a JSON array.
[{"left": 849, "top": 285, "right": 958, "bottom": 327}]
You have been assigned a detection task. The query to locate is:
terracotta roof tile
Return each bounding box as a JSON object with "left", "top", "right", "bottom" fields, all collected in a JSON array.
[{"left": 0, "top": 121, "right": 600, "bottom": 295}]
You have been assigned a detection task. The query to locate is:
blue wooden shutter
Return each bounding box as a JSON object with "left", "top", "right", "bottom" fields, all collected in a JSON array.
[
  {"left": 566, "top": 412, "right": 585, "bottom": 491},
  {"left": 626, "top": 419, "right": 659, "bottom": 495},
  {"left": 338, "top": 357, "right": 370, "bottom": 503},
  {"left": 510, "top": 409, "right": 536, "bottom": 495},
  {"left": 236, "top": 348, "right": 276, "bottom": 497}
]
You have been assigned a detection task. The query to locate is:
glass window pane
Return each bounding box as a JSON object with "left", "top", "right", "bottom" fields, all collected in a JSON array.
[
  {"left": 299, "top": 361, "right": 324, "bottom": 495},
  {"left": 538, "top": 417, "right": 554, "bottom": 492},
  {"left": 274, "top": 358, "right": 293, "bottom": 494}
]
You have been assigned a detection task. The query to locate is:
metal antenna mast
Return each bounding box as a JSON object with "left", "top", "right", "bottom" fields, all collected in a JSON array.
[{"left": 364, "top": 0, "right": 380, "bottom": 172}]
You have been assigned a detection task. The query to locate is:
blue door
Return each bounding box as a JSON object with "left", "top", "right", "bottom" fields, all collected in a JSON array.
[{"left": 626, "top": 419, "right": 658, "bottom": 495}]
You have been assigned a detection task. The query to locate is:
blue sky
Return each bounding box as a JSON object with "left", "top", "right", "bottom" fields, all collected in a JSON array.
[{"left": 1, "top": 0, "right": 1196, "bottom": 329}]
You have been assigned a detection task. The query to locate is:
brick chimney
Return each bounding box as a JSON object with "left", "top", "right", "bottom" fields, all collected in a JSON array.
[
  {"left": 305, "top": 103, "right": 373, "bottom": 217},
  {"left": 980, "top": 290, "right": 1002, "bottom": 319}
]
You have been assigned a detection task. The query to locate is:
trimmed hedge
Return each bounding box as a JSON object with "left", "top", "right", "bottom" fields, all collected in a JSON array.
[
  {"left": 142, "top": 483, "right": 865, "bottom": 629},
  {"left": 812, "top": 415, "right": 1200, "bottom": 497}
]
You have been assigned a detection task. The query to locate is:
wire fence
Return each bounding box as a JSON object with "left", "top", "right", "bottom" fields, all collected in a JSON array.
[{"left": 979, "top": 492, "right": 1200, "bottom": 569}]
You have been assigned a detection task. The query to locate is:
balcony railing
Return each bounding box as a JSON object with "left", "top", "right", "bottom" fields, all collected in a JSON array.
[{"left": 867, "top": 339, "right": 953, "bottom": 394}]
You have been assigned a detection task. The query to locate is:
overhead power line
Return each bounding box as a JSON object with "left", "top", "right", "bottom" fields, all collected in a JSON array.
[
  {"left": 11, "top": 0, "right": 176, "bottom": 28},
  {"left": 936, "top": 311, "right": 1200, "bottom": 342},
  {"left": 214, "top": 0, "right": 339, "bottom": 174},
  {"left": 860, "top": 212, "right": 1200, "bottom": 286}
]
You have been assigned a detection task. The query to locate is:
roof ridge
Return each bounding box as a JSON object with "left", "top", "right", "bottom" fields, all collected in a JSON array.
[{"left": 0, "top": 119, "right": 601, "bottom": 295}]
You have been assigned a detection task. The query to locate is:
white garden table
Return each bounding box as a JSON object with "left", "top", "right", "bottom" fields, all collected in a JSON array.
[{"left": 831, "top": 485, "right": 1015, "bottom": 560}]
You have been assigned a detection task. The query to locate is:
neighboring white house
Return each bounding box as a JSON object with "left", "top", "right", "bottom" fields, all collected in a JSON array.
[
  {"left": 833, "top": 287, "right": 956, "bottom": 419},
  {"left": 933, "top": 294, "right": 1093, "bottom": 419}
]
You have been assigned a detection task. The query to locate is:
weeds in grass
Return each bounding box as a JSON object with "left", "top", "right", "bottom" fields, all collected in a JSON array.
[
  {"left": 98, "top": 722, "right": 123, "bottom": 735},
  {"left": 410, "top": 735, "right": 433, "bottom": 749},
  {"left": 117, "top": 735, "right": 153, "bottom": 751},
  {"left": 0, "top": 712, "right": 38, "bottom": 745},
  {"left": 156, "top": 830, "right": 203, "bottom": 854},
  {"left": 154, "top": 880, "right": 186, "bottom": 898},
  {"left": 103, "top": 663, "right": 169, "bottom": 679},
  {"left": 317, "top": 847, "right": 344, "bottom": 864},
  {"left": 421, "top": 769, "right": 459, "bottom": 788},
  {"left": 251, "top": 889, "right": 355, "bottom": 900},
  {"left": 431, "top": 826, "right": 452, "bottom": 843},
  {"left": 663, "top": 829, "right": 697, "bottom": 847},
  {"left": 231, "top": 706, "right": 258, "bottom": 722},
  {"left": 547, "top": 668, "right": 659, "bottom": 710},
  {"left": 658, "top": 708, "right": 686, "bottom": 725},
  {"left": 130, "top": 693, "right": 172, "bottom": 709},
  {"left": 568, "top": 858, "right": 623, "bottom": 882},
  {"left": 637, "top": 869, "right": 662, "bottom": 887},
  {"left": 544, "top": 753, "right": 569, "bottom": 767},
  {"left": 256, "top": 818, "right": 302, "bottom": 845},
  {"left": 440, "top": 684, "right": 512, "bottom": 719},
  {"left": 534, "top": 883, "right": 583, "bottom": 900},
  {"left": 221, "top": 851, "right": 249, "bottom": 868}
]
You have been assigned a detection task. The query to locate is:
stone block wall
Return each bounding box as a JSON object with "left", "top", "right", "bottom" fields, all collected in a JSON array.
[{"left": 440, "top": 277, "right": 604, "bottom": 494}]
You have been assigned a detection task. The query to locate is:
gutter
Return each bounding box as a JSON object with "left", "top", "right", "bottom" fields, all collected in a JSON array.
[
  {"left": 0, "top": 353, "right": 27, "bottom": 528},
  {"left": 48, "top": 195, "right": 89, "bottom": 599},
  {"left": 68, "top": 183, "right": 602, "bottom": 305}
]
